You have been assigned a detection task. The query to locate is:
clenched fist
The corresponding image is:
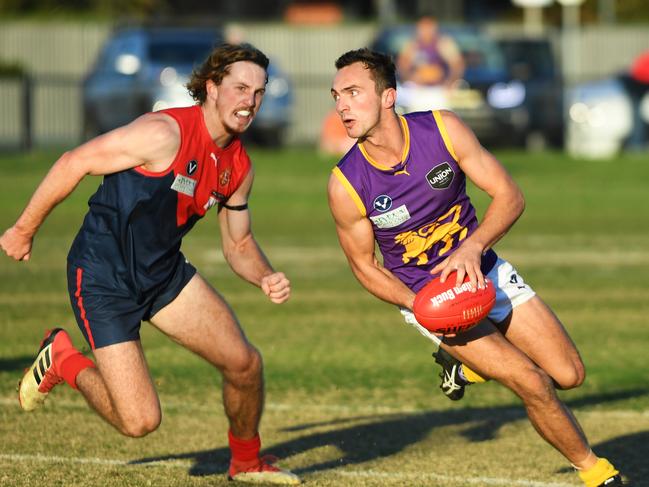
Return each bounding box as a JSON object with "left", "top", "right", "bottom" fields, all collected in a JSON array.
[
  {"left": 0, "top": 226, "right": 33, "bottom": 261},
  {"left": 260, "top": 272, "right": 290, "bottom": 304}
]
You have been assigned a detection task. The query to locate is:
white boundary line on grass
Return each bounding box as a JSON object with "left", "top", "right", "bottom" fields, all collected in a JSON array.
[
  {"left": 331, "top": 469, "right": 576, "bottom": 486},
  {"left": 0, "top": 453, "right": 576, "bottom": 487},
  {"left": 0, "top": 453, "right": 191, "bottom": 469}
]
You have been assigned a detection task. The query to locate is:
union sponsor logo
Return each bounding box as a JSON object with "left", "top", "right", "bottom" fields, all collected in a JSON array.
[{"left": 426, "top": 162, "right": 455, "bottom": 190}]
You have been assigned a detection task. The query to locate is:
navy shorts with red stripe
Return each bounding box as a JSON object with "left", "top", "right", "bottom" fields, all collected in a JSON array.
[{"left": 66, "top": 255, "right": 196, "bottom": 350}]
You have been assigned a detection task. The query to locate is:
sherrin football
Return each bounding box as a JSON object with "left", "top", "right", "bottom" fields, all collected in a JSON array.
[{"left": 413, "top": 273, "right": 496, "bottom": 334}]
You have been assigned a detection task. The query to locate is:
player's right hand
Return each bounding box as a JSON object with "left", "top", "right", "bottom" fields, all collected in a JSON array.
[
  {"left": 0, "top": 226, "right": 33, "bottom": 261},
  {"left": 430, "top": 239, "right": 485, "bottom": 292}
]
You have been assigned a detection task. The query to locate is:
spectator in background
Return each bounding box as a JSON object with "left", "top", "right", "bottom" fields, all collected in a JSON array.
[
  {"left": 396, "top": 16, "right": 465, "bottom": 111},
  {"left": 630, "top": 50, "right": 649, "bottom": 83},
  {"left": 397, "top": 16, "right": 464, "bottom": 88},
  {"left": 625, "top": 50, "right": 649, "bottom": 150}
]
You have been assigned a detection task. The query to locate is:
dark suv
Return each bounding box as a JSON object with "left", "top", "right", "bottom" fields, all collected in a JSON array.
[
  {"left": 82, "top": 26, "right": 292, "bottom": 146},
  {"left": 496, "top": 37, "right": 564, "bottom": 148}
]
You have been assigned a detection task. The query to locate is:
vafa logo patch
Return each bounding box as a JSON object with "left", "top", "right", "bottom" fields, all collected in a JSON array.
[
  {"left": 373, "top": 195, "right": 392, "bottom": 212},
  {"left": 186, "top": 160, "right": 198, "bottom": 175}
]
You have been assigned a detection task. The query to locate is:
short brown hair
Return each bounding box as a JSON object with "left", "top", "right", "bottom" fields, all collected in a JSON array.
[
  {"left": 335, "top": 48, "right": 396, "bottom": 95},
  {"left": 187, "top": 43, "right": 269, "bottom": 103}
]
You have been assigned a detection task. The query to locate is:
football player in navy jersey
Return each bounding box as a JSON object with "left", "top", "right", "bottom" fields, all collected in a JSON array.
[
  {"left": 0, "top": 43, "right": 299, "bottom": 485},
  {"left": 327, "top": 48, "right": 627, "bottom": 487}
]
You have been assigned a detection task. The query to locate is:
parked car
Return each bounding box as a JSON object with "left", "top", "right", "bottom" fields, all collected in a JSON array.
[
  {"left": 496, "top": 37, "right": 564, "bottom": 148},
  {"left": 370, "top": 25, "right": 562, "bottom": 148},
  {"left": 82, "top": 26, "right": 292, "bottom": 146},
  {"left": 565, "top": 73, "right": 649, "bottom": 159}
]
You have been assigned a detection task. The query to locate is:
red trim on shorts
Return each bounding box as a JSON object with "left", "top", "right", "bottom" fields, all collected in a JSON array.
[{"left": 75, "top": 267, "right": 96, "bottom": 350}]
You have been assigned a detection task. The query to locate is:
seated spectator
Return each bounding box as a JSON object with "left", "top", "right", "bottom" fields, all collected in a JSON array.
[{"left": 397, "top": 16, "right": 465, "bottom": 89}]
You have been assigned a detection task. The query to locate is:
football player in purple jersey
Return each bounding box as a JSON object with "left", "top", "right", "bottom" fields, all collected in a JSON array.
[{"left": 327, "top": 48, "right": 626, "bottom": 487}]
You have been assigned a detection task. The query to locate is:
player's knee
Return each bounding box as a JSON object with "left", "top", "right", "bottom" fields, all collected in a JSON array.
[
  {"left": 224, "top": 345, "right": 263, "bottom": 387},
  {"left": 509, "top": 367, "right": 556, "bottom": 404},
  {"left": 119, "top": 410, "right": 162, "bottom": 438},
  {"left": 554, "top": 360, "right": 586, "bottom": 390}
]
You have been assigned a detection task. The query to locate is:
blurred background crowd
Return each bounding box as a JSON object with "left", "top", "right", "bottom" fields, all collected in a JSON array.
[{"left": 0, "top": 0, "right": 648, "bottom": 159}]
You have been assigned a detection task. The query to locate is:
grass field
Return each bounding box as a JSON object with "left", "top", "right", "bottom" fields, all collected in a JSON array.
[{"left": 1, "top": 147, "right": 648, "bottom": 487}]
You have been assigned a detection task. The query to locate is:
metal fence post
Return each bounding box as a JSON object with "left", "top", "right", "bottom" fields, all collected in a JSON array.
[{"left": 21, "top": 73, "right": 33, "bottom": 151}]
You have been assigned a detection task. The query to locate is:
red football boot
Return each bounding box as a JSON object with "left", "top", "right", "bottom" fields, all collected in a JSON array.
[
  {"left": 228, "top": 455, "right": 300, "bottom": 484},
  {"left": 18, "top": 328, "right": 74, "bottom": 411}
]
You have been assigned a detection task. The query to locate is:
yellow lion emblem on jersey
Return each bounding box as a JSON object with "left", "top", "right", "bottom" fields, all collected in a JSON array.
[{"left": 395, "top": 204, "right": 468, "bottom": 265}]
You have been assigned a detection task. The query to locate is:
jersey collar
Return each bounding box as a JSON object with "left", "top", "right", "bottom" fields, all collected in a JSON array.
[{"left": 358, "top": 115, "right": 411, "bottom": 174}]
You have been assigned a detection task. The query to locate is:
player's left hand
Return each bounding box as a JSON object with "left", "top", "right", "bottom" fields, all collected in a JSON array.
[
  {"left": 430, "top": 240, "right": 485, "bottom": 291},
  {"left": 261, "top": 272, "right": 291, "bottom": 304}
]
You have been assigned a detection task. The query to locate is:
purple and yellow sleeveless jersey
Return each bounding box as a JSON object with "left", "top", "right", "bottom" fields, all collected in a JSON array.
[{"left": 332, "top": 110, "right": 497, "bottom": 292}]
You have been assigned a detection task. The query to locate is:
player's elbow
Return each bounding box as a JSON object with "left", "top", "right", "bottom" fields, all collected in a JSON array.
[
  {"left": 59, "top": 150, "right": 92, "bottom": 179},
  {"left": 511, "top": 187, "right": 525, "bottom": 218},
  {"left": 517, "top": 192, "right": 526, "bottom": 216},
  {"left": 222, "top": 244, "right": 238, "bottom": 265},
  {"left": 57, "top": 151, "right": 79, "bottom": 173}
]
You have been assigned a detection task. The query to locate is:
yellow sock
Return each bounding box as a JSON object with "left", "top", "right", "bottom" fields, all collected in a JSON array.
[
  {"left": 578, "top": 458, "right": 619, "bottom": 487},
  {"left": 461, "top": 364, "right": 486, "bottom": 383}
]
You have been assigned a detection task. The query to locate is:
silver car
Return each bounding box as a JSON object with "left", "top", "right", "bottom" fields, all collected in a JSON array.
[{"left": 566, "top": 73, "right": 649, "bottom": 158}]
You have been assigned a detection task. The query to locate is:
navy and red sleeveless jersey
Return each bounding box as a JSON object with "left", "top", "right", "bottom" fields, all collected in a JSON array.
[{"left": 67, "top": 105, "right": 251, "bottom": 297}]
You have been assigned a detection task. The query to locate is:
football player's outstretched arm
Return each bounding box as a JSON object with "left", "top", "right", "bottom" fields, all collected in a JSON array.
[
  {"left": 328, "top": 173, "right": 416, "bottom": 310},
  {"left": 0, "top": 113, "right": 180, "bottom": 262},
  {"left": 218, "top": 169, "right": 290, "bottom": 304},
  {"left": 430, "top": 110, "right": 525, "bottom": 290}
]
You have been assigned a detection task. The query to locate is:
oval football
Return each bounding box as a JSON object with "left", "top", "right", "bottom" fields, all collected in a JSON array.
[{"left": 413, "top": 273, "right": 496, "bottom": 334}]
